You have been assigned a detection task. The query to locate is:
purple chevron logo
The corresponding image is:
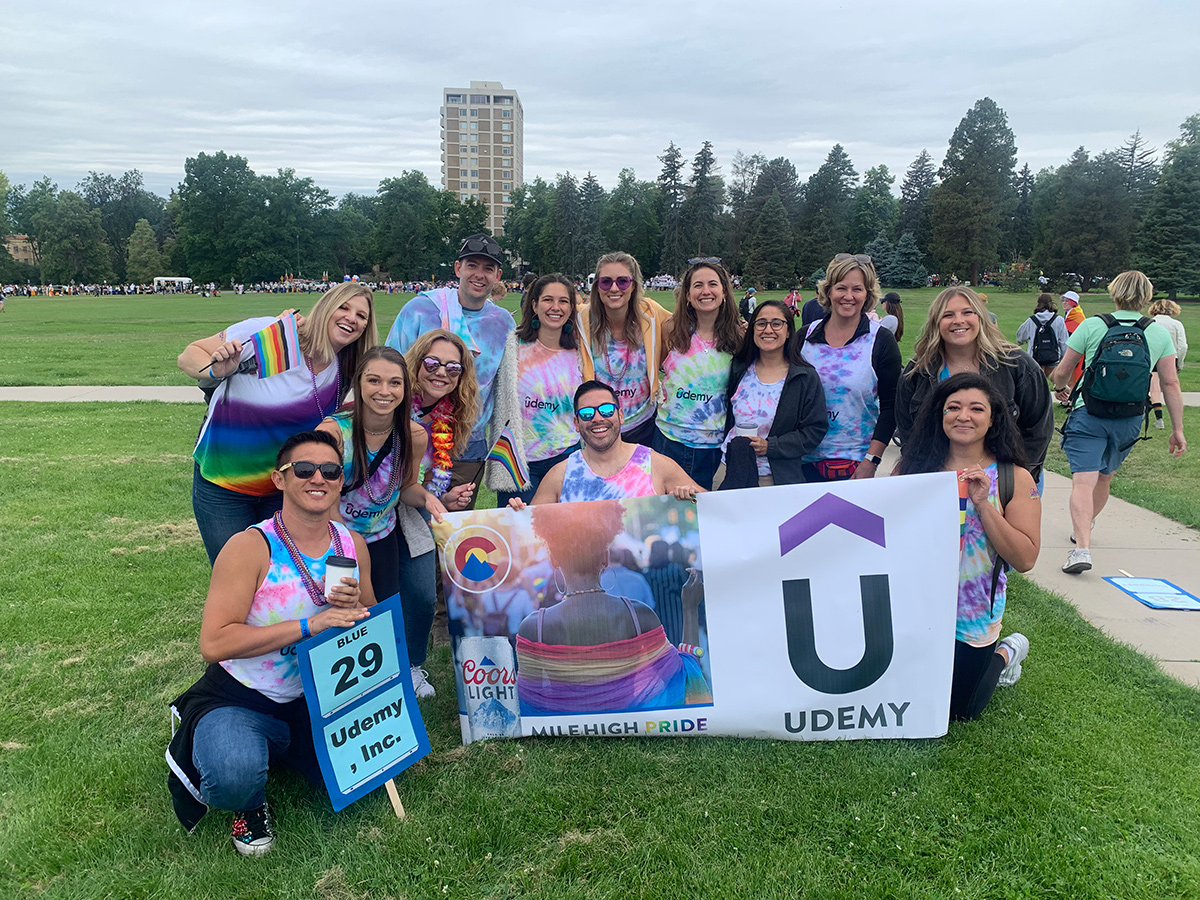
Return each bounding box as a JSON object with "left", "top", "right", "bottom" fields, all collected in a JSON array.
[{"left": 779, "top": 492, "right": 886, "bottom": 556}]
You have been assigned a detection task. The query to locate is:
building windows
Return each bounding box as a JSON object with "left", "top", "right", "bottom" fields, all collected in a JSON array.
[
  {"left": 501, "top": 135, "right": 512, "bottom": 143},
  {"left": 470, "top": 108, "right": 478, "bottom": 116},
  {"left": 470, "top": 182, "right": 478, "bottom": 189},
  {"left": 446, "top": 94, "right": 464, "bottom": 104},
  {"left": 461, "top": 193, "right": 470, "bottom": 201},
  {"left": 459, "top": 108, "right": 467, "bottom": 117},
  {"left": 501, "top": 123, "right": 512, "bottom": 131},
  {"left": 502, "top": 110, "right": 512, "bottom": 118},
  {"left": 494, "top": 95, "right": 513, "bottom": 105},
  {"left": 501, "top": 148, "right": 511, "bottom": 155},
  {"left": 470, "top": 147, "right": 477, "bottom": 153},
  {"left": 460, "top": 157, "right": 468, "bottom": 166},
  {"left": 503, "top": 183, "right": 511, "bottom": 190},
  {"left": 470, "top": 169, "right": 478, "bottom": 177},
  {"left": 469, "top": 122, "right": 478, "bottom": 129},
  {"left": 470, "top": 134, "right": 478, "bottom": 142},
  {"left": 470, "top": 94, "right": 489, "bottom": 104},
  {"left": 502, "top": 194, "right": 510, "bottom": 202}
]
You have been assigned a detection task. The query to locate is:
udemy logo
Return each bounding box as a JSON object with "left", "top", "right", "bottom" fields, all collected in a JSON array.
[
  {"left": 444, "top": 525, "right": 512, "bottom": 594},
  {"left": 778, "top": 493, "right": 893, "bottom": 695}
]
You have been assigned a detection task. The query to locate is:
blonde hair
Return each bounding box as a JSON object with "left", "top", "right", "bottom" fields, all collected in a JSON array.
[
  {"left": 817, "top": 255, "right": 881, "bottom": 314},
  {"left": 405, "top": 329, "right": 479, "bottom": 458},
  {"left": 910, "top": 286, "right": 1021, "bottom": 376},
  {"left": 299, "top": 282, "right": 378, "bottom": 371},
  {"left": 1108, "top": 270, "right": 1153, "bottom": 311},
  {"left": 587, "top": 251, "right": 646, "bottom": 349},
  {"left": 1148, "top": 298, "right": 1181, "bottom": 317}
]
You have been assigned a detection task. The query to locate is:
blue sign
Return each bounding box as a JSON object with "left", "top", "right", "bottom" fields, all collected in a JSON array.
[{"left": 297, "top": 594, "right": 430, "bottom": 811}]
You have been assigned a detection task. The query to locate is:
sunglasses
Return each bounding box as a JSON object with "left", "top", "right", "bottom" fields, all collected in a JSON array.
[
  {"left": 576, "top": 402, "right": 618, "bottom": 421},
  {"left": 459, "top": 236, "right": 499, "bottom": 257},
  {"left": 596, "top": 276, "right": 633, "bottom": 292},
  {"left": 687, "top": 256, "right": 723, "bottom": 266},
  {"left": 279, "top": 461, "right": 343, "bottom": 480},
  {"left": 420, "top": 356, "right": 464, "bottom": 377},
  {"left": 834, "top": 253, "right": 874, "bottom": 267}
]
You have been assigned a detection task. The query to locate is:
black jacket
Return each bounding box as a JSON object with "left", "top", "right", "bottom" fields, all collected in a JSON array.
[
  {"left": 724, "top": 359, "right": 829, "bottom": 485},
  {"left": 895, "top": 349, "right": 1054, "bottom": 479}
]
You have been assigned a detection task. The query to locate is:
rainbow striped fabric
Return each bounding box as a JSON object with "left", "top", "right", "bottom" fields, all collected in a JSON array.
[
  {"left": 250, "top": 314, "right": 302, "bottom": 378},
  {"left": 487, "top": 423, "right": 529, "bottom": 489},
  {"left": 958, "top": 473, "right": 969, "bottom": 551}
]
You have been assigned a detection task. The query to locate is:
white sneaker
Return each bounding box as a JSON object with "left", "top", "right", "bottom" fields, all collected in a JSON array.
[
  {"left": 410, "top": 666, "right": 436, "bottom": 699},
  {"left": 997, "top": 633, "right": 1029, "bottom": 687},
  {"left": 1154, "top": 416, "right": 1165, "bottom": 430},
  {"left": 1062, "top": 548, "right": 1092, "bottom": 574}
]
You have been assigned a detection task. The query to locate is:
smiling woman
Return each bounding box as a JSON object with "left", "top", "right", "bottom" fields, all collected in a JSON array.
[{"left": 177, "top": 282, "right": 378, "bottom": 565}]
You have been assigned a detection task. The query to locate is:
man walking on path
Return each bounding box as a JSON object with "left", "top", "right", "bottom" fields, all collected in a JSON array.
[
  {"left": 1051, "top": 271, "right": 1186, "bottom": 574},
  {"left": 385, "top": 233, "right": 515, "bottom": 508}
]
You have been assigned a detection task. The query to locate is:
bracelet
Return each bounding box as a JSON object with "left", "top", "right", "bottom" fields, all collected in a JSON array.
[
  {"left": 206, "top": 365, "right": 216, "bottom": 379},
  {"left": 300, "top": 617, "right": 311, "bottom": 639}
]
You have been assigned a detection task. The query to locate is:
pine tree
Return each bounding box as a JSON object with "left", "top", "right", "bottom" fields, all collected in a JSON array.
[
  {"left": 850, "top": 166, "right": 898, "bottom": 251},
  {"left": 743, "top": 190, "right": 794, "bottom": 289},
  {"left": 553, "top": 172, "right": 582, "bottom": 275},
  {"left": 682, "top": 141, "right": 724, "bottom": 259},
  {"left": 929, "top": 98, "right": 1017, "bottom": 284},
  {"left": 125, "top": 217, "right": 163, "bottom": 283},
  {"left": 796, "top": 144, "right": 858, "bottom": 276},
  {"left": 888, "top": 233, "right": 929, "bottom": 289},
  {"left": 1115, "top": 130, "right": 1158, "bottom": 225},
  {"left": 1003, "top": 163, "right": 1035, "bottom": 261},
  {"left": 864, "top": 234, "right": 895, "bottom": 284},
  {"left": 577, "top": 172, "right": 606, "bottom": 274},
  {"left": 898, "top": 150, "right": 936, "bottom": 259},
  {"left": 1135, "top": 114, "right": 1200, "bottom": 298},
  {"left": 657, "top": 142, "right": 686, "bottom": 273}
]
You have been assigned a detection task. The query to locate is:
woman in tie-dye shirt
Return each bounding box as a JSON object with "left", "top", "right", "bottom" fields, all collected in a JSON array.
[
  {"left": 897, "top": 373, "right": 1040, "bottom": 724},
  {"left": 487, "top": 274, "right": 585, "bottom": 506},
  {"left": 652, "top": 260, "right": 744, "bottom": 489}
]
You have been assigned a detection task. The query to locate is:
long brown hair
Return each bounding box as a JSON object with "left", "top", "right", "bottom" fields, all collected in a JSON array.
[
  {"left": 910, "top": 287, "right": 1020, "bottom": 376},
  {"left": 588, "top": 251, "right": 646, "bottom": 349},
  {"left": 343, "top": 346, "right": 414, "bottom": 493},
  {"left": 668, "top": 261, "right": 743, "bottom": 354},
  {"left": 516, "top": 273, "right": 579, "bottom": 349},
  {"left": 404, "top": 329, "right": 479, "bottom": 458}
]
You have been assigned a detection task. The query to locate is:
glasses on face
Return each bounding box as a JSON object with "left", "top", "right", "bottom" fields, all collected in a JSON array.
[
  {"left": 279, "top": 461, "right": 343, "bottom": 480},
  {"left": 420, "top": 356, "right": 464, "bottom": 377},
  {"left": 754, "top": 318, "right": 789, "bottom": 331},
  {"left": 834, "top": 253, "right": 874, "bottom": 267},
  {"left": 596, "top": 276, "right": 633, "bottom": 292},
  {"left": 576, "top": 402, "right": 618, "bottom": 421}
]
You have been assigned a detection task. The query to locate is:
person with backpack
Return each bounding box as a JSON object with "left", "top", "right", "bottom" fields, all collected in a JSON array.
[
  {"left": 1016, "top": 293, "right": 1069, "bottom": 377},
  {"left": 1051, "top": 271, "right": 1186, "bottom": 574}
]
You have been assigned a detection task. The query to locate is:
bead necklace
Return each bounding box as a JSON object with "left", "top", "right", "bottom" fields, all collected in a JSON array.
[
  {"left": 599, "top": 335, "right": 632, "bottom": 384},
  {"left": 305, "top": 355, "right": 341, "bottom": 421},
  {"left": 560, "top": 587, "right": 604, "bottom": 598},
  {"left": 363, "top": 430, "right": 402, "bottom": 505},
  {"left": 273, "top": 512, "right": 343, "bottom": 607}
]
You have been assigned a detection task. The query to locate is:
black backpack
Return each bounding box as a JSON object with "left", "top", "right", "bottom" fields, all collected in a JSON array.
[{"left": 1028, "top": 314, "right": 1060, "bottom": 365}]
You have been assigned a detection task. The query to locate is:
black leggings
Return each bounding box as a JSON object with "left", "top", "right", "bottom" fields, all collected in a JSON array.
[{"left": 950, "top": 639, "right": 1006, "bottom": 722}]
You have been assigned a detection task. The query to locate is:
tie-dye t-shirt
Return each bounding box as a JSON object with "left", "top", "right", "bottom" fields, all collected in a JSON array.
[
  {"left": 330, "top": 411, "right": 404, "bottom": 542},
  {"left": 801, "top": 319, "right": 882, "bottom": 462},
  {"left": 560, "top": 444, "right": 655, "bottom": 502},
  {"left": 594, "top": 338, "right": 654, "bottom": 432},
  {"left": 194, "top": 316, "right": 340, "bottom": 497},
  {"left": 657, "top": 334, "right": 733, "bottom": 448},
  {"left": 220, "top": 517, "right": 358, "bottom": 702},
  {"left": 721, "top": 363, "right": 786, "bottom": 476},
  {"left": 957, "top": 464, "right": 1006, "bottom": 647},
  {"left": 518, "top": 340, "right": 583, "bottom": 462},
  {"left": 385, "top": 287, "right": 515, "bottom": 451}
]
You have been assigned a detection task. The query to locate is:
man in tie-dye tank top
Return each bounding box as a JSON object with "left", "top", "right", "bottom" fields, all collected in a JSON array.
[{"left": 507, "top": 381, "right": 704, "bottom": 507}]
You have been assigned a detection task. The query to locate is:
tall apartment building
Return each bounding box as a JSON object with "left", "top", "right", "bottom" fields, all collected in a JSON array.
[{"left": 440, "top": 81, "right": 523, "bottom": 237}]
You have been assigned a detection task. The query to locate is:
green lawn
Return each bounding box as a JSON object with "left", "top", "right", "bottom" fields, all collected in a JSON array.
[
  {"left": 2, "top": 288, "right": 1196, "bottom": 390},
  {"left": 2, "top": 404, "right": 1200, "bottom": 899}
]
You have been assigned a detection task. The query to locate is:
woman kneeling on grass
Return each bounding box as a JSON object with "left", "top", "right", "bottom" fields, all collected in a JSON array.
[{"left": 896, "top": 373, "right": 1040, "bottom": 722}]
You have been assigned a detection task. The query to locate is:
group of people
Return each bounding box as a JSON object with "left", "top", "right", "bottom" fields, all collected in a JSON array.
[{"left": 167, "top": 230, "right": 1188, "bottom": 857}]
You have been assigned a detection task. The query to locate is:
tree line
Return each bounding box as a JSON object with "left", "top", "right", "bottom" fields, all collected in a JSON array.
[{"left": 3, "top": 99, "right": 1199, "bottom": 297}]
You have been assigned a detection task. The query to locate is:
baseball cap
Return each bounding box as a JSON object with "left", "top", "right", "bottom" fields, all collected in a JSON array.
[{"left": 456, "top": 233, "right": 504, "bottom": 267}]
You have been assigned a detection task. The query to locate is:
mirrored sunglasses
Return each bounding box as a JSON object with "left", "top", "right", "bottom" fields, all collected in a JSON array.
[
  {"left": 421, "top": 356, "right": 464, "bottom": 377},
  {"left": 596, "top": 276, "right": 633, "bottom": 292},
  {"left": 576, "top": 402, "right": 618, "bottom": 421}
]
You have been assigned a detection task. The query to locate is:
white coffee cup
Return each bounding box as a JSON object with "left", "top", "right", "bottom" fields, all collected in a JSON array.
[
  {"left": 735, "top": 424, "right": 758, "bottom": 439},
  {"left": 324, "top": 555, "right": 358, "bottom": 600}
]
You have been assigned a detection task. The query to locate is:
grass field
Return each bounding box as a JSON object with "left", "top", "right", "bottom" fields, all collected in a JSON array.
[
  {"left": 2, "top": 403, "right": 1200, "bottom": 899},
  {"left": 1, "top": 288, "right": 1196, "bottom": 391}
]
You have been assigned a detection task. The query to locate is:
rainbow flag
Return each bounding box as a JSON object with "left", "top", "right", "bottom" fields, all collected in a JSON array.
[
  {"left": 958, "top": 473, "right": 969, "bottom": 551},
  {"left": 250, "top": 314, "right": 302, "bottom": 378},
  {"left": 487, "top": 424, "right": 529, "bottom": 489}
]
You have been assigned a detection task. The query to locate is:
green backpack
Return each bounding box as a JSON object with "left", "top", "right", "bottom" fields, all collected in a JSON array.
[{"left": 1076, "top": 313, "right": 1153, "bottom": 420}]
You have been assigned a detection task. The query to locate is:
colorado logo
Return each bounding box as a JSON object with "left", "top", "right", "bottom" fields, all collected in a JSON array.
[{"left": 443, "top": 525, "right": 512, "bottom": 594}]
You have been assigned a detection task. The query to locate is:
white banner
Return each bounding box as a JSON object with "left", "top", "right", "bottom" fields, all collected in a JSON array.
[{"left": 436, "top": 472, "right": 960, "bottom": 743}]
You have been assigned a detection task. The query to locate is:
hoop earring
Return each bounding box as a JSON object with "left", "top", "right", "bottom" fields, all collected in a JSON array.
[
  {"left": 599, "top": 567, "right": 617, "bottom": 593},
  {"left": 553, "top": 566, "right": 566, "bottom": 594},
  {"left": 531, "top": 316, "right": 540, "bottom": 330}
]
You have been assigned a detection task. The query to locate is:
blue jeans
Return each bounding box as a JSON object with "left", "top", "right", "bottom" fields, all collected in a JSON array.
[
  {"left": 496, "top": 445, "right": 577, "bottom": 507},
  {"left": 192, "top": 706, "right": 320, "bottom": 812},
  {"left": 651, "top": 428, "right": 721, "bottom": 490},
  {"left": 192, "top": 465, "right": 283, "bottom": 565}
]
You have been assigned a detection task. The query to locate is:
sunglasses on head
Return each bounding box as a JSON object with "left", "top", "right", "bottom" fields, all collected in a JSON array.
[
  {"left": 834, "top": 253, "right": 874, "bottom": 267},
  {"left": 420, "top": 356, "right": 464, "bottom": 377},
  {"left": 687, "top": 256, "right": 723, "bottom": 266},
  {"left": 279, "top": 461, "right": 343, "bottom": 480},
  {"left": 596, "top": 276, "right": 633, "bottom": 292},
  {"left": 460, "top": 237, "right": 499, "bottom": 256},
  {"left": 576, "top": 402, "right": 618, "bottom": 421}
]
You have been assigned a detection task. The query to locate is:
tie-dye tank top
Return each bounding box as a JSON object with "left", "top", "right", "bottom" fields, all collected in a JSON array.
[
  {"left": 220, "top": 516, "right": 358, "bottom": 702},
  {"left": 331, "top": 411, "right": 404, "bottom": 543},
  {"left": 594, "top": 338, "right": 653, "bottom": 432},
  {"left": 194, "top": 316, "right": 341, "bottom": 496},
  {"left": 518, "top": 340, "right": 584, "bottom": 462},
  {"left": 801, "top": 319, "right": 881, "bottom": 462},
  {"left": 957, "top": 464, "right": 1006, "bottom": 647},
  {"left": 657, "top": 333, "right": 733, "bottom": 448},
  {"left": 560, "top": 444, "right": 655, "bottom": 502}
]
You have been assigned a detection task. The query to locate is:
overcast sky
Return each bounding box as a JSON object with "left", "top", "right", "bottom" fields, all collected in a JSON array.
[{"left": 4, "top": 0, "right": 1199, "bottom": 202}]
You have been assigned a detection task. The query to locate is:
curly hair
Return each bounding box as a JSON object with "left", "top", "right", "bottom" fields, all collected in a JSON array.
[
  {"left": 896, "top": 373, "right": 1028, "bottom": 475},
  {"left": 910, "top": 287, "right": 1021, "bottom": 377},
  {"left": 532, "top": 499, "right": 625, "bottom": 576},
  {"left": 404, "top": 329, "right": 479, "bottom": 458},
  {"left": 667, "top": 261, "right": 743, "bottom": 354},
  {"left": 587, "top": 251, "right": 646, "bottom": 350}
]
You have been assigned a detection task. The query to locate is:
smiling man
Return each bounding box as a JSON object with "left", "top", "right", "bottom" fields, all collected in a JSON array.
[
  {"left": 385, "top": 233, "right": 515, "bottom": 505},
  {"left": 509, "top": 381, "right": 704, "bottom": 506}
]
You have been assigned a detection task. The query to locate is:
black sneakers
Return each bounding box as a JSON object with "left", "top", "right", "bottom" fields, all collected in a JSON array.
[{"left": 231, "top": 802, "right": 275, "bottom": 857}]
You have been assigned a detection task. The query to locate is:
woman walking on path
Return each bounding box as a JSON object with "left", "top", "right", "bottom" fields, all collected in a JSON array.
[{"left": 1148, "top": 298, "right": 1188, "bottom": 429}]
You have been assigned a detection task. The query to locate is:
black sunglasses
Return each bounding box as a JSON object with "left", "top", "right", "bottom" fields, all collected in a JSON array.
[
  {"left": 460, "top": 237, "right": 499, "bottom": 256},
  {"left": 421, "top": 356, "right": 464, "bottom": 377},
  {"left": 576, "top": 402, "right": 618, "bottom": 421},
  {"left": 279, "top": 461, "right": 343, "bottom": 480}
]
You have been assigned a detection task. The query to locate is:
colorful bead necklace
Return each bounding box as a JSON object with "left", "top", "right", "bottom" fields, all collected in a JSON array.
[
  {"left": 273, "top": 512, "right": 344, "bottom": 607},
  {"left": 364, "top": 429, "right": 402, "bottom": 505},
  {"left": 413, "top": 392, "right": 456, "bottom": 497}
]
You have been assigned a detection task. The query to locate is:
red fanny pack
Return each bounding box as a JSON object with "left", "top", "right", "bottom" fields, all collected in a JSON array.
[{"left": 815, "top": 459, "right": 859, "bottom": 480}]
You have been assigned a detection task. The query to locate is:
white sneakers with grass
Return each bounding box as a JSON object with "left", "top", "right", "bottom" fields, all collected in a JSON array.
[
  {"left": 410, "top": 666, "right": 435, "bottom": 699},
  {"left": 997, "top": 633, "right": 1029, "bottom": 687},
  {"left": 1063, "top": 548, "right": 1092, "bottom": 574}
]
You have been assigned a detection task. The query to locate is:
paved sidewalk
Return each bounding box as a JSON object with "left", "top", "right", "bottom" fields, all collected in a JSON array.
[{"left": 5, "top": 386, "right": 1199, "bottom": 688}]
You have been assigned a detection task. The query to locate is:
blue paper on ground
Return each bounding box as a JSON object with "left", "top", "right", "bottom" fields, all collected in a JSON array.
[{"left": 1104, "top": 577, "right": 1200, "bottom": 611}]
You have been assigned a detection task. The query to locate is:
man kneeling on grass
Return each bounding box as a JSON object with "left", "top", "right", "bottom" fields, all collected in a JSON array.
[{"left": 167, "top": 430, "right": 375, "bottom": 856}]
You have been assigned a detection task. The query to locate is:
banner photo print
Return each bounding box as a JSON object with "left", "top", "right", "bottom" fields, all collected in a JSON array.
[{"left": 433, "top": 472, "right": 960, "bottom": 744}]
